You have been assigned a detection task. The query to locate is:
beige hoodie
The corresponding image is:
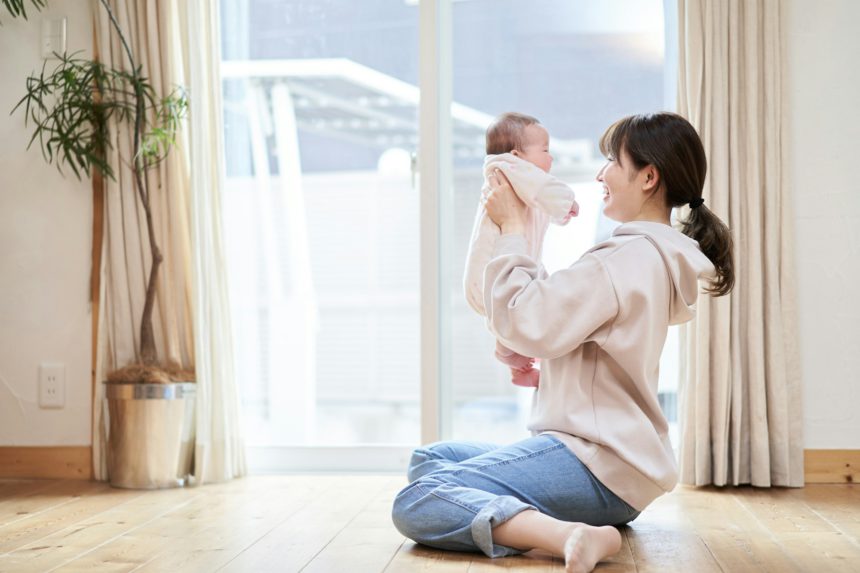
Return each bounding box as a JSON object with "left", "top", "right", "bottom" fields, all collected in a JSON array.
[{"left": 483, "top": 221, "right": 716, "bottom": 511}]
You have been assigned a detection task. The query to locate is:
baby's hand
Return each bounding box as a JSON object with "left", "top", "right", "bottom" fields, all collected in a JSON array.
[{"left": 556, "top": 198, "right": 580, "bottom": 225}]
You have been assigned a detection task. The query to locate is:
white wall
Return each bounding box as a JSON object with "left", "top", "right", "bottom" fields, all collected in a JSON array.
[
  {"left": 787, "top": 0, "right": 860, "bottom": 448},
  {"left": 0, "top": 1, "right": 93, "bottom": 446}
]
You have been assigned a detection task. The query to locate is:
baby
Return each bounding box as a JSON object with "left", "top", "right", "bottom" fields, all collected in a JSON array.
[{"left": 463, "top": 112, "right": 579, "bottom": 388}]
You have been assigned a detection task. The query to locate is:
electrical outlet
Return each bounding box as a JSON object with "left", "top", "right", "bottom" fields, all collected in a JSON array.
[
  {"left": 38, "top": 363, "right": 65, "bottom": 409},
  {"left": 40, "top": 18, "right": 67, "bottom": 59}
]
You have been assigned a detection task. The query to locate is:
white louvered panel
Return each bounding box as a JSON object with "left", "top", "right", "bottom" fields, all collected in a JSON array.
[
  {"left": 315, "top": 308, "right": 374, "bottom": 401},
  {"left": 451, "top": 307, "right": 513, "bottom": 400},
  {"left": 303, "top": 179, "right": 375, "bottom": 294},
  {"left": 452, "top": 173, "right": 483, "bottom": 277},
  {"left": 377, "top": 185, "right": 420, "bottom": 291},
  {"left": 376, "top": 307, "right": 420, "bottom": 401}
]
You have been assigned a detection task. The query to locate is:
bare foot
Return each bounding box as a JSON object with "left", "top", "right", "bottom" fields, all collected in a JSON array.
[{"left": 563, "top": 524, "right": 622, "bottom": 573}]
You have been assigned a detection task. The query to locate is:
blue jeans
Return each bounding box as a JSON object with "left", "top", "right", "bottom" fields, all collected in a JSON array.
[{"left": 391, "top": 434, "right": 639, "bottom": 558}]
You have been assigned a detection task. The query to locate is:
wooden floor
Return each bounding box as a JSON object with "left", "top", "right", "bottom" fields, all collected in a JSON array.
[{"left": 0, "top": 476, "right": 858, "bottom": 573}]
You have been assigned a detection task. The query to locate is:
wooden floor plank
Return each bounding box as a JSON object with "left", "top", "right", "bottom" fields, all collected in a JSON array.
[
  {"left": 0, "top": 486, "right": 200, "bottom": 572},
  {"left": 216, "top": 475, "right": 392, "bottom": 573},
  {"left": 678, "top": 486, "right": 803, "bottom": 573},
  {"left": 732, "top": 487, "right": 837, "bottom": 534},
  {"left": 47, "top": 485, "right": 238, "bottom": 573},
  {"left": 770, "top": 532, "right": 860, "bottom": 573},
  {"left": 386, "top": 534, "right": 622, "bottom": 572},
  {"left": 384, "top": 542, "right": 474, "bottom": 573},
  {"left": 0, "top": 478, "right": 855, "bottom": 573},
  {"left": 466, "top": 551, "right": 563, "bottom": 572},
  {"left": 623, "top": 488, "right": 722, "bottom": 573},
  {"left": 0, "top": 480, "right": 65, "bottom": 502},
  {"left": 0, "top": 481, "right": 104, "bottom": 528},
  {"left": 790, "top": 485, "right": 860, "bottom": 545},
  {"left": 300, "top": 476, "right": 409, "bottom": 573},
  {"left": 732, "top": 486, "right": 860, "bottom": 573},
  {"left": 0, "top": 483, "right": 143, "bottom": 555},
  {"left": 54, "top": 476, "right": 325, "bottom": 573}
]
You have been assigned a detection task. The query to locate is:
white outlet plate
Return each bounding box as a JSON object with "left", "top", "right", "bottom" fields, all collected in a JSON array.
[
  {"left": 41, "top": 17, "right": 67, "bottom": 59},
  {"left": 38, "top": 363, "right": 65, "bottom": 409}
]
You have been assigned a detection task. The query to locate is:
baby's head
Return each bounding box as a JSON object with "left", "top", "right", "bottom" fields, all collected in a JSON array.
[{"left": 486, "top": 112, "right": 553, "bottom": 173}]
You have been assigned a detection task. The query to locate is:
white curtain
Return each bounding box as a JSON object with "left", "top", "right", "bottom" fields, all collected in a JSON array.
[
  {"left": 677, "top": 0, "right": 803, "bottom": 487},
  {"left": 176, "top": 0, "right": 246, "bottom": 483},
  {"left": 92, "top": 0, "right": 245, "bottom": 483}
]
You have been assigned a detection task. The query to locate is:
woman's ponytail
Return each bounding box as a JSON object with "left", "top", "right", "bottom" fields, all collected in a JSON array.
[{"left": 679, "top": 203, "right": 734, "bottom": 296}]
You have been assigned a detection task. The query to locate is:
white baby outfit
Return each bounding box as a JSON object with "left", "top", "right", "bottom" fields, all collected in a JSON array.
[{"left": 463, "top": 153, "right": 579, "bottom": 387}]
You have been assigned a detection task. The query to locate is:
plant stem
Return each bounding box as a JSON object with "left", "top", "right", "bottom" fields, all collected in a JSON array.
[
  {"left": 98, "top": 0, "right": 135, "bottom": 72},
  {"left": 98, "top": 0, "right": 161, "bottom": 366}
]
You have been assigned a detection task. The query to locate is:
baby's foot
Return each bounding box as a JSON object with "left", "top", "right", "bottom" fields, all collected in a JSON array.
[
  {"left": 511, "top": 367, "right": 540, "bottom": 388},
  {"left": 563, "top": 525, "right": 621, "bottom": 573}
]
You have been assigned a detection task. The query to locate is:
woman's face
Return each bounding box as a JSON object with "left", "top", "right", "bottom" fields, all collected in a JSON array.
[{"left": 596, "top": 146, "right": 651, "bottom": 222}]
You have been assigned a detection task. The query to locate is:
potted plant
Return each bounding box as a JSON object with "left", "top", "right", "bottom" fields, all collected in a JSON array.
[{"left": 8, "top": 0, "right": 196, "bottom": 488}]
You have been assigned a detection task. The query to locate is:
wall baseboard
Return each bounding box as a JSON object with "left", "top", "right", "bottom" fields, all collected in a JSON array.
[
  {"left": 0, "top": 446, "right": 855, "bottom": 484},
  {"left": 804, "top": 449, "right": 859, "bottom": 484},
  {"left": 0, "top": 447, "right": 92, "bottom": 480}
]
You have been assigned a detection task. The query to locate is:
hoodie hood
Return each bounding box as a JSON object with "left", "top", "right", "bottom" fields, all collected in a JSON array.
[{"left": 610, "top": 221, "right": 716, "bottom": 325}]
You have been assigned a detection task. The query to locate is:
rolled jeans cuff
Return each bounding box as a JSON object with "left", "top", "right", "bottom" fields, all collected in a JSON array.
[{"left": 470, "top": 495, "right": 537, "bottom": 558}]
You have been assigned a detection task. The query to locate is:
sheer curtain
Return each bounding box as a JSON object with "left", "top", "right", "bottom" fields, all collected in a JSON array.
[
  {"left": 676, "top": 0, "right": 803, "bottom": 487},
  {"left": 177, "top": 0, "right": 246, "bottom": 483},
  {"left": 92, "top": 0, "right": 245, "bottom": 483}
]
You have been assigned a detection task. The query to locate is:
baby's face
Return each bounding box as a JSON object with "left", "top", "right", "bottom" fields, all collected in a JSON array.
[{"left": 514, "top": 124, "right": 553, "bottom": 173}]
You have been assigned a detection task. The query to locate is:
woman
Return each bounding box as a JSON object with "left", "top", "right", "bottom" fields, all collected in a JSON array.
[{"left": 391, "top": 112, "right": 734, "bottom": 573}]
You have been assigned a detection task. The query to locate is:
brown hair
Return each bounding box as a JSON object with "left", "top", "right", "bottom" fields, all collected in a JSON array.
[
  {"left": 599, "top": 112, "right": 735, "bottom": 297},
  {"left": 486, "top": 112, "right": 540, "bottom": 155}
]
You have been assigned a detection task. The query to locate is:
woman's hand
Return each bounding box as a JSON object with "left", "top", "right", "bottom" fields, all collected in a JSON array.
[{"left": 483, "top": 169, "right": 528, "bottom": 235}]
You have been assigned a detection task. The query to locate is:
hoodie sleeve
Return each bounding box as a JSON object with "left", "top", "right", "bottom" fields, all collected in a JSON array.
[
  {"left": 483, "top": 234, "right": 619, "bottom": 360},
  {"left": 485, "top": 154, "right": 579, "bottom": 225}
]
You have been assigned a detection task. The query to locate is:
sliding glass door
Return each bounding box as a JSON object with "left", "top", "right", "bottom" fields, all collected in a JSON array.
[
  {"left": 219, "top": 0, "right": 422, "bottom": 463},
  {"left": 218, "top": 0, "right": 678, "bottom": 470}
]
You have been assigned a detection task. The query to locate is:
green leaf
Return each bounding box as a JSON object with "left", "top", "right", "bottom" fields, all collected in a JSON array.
[
  {"left": 1, "top": 0, "right": 46, "bottom": 23},
  {"left": 11, "top": 23, "right": 187, "bottom": 186}
]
